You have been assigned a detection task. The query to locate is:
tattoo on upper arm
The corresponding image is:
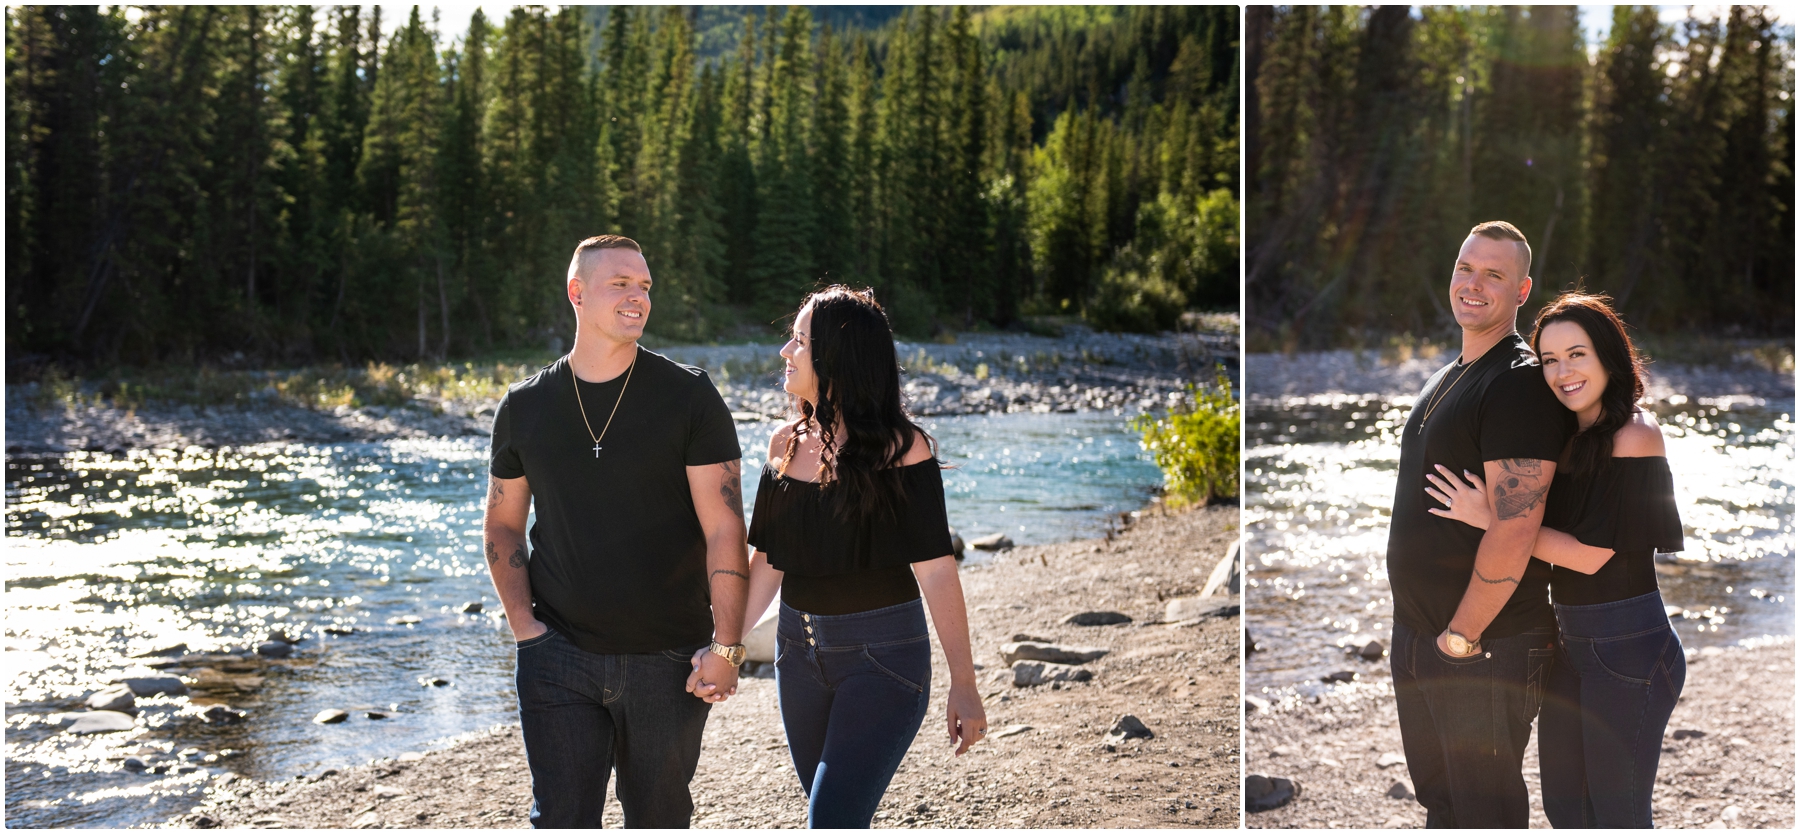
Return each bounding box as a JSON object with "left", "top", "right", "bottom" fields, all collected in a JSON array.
[
  {"left": 1492, "top": 458, "right": 1550, "bottom": 520},
  {"left": 1475, "top": 567, "right": 1520, "bottom": 586},
  {"left": 719, "top": 460, "right": 744, "bottom": 522},
  {"left": 508, "top": 544, "right": 527, "bottom": 570},
  {"left": 487, "top": 478, "right": 504, "bottom": 509},
  {"left": 711, "top": 568, "right": 749, "bottom": 582}
]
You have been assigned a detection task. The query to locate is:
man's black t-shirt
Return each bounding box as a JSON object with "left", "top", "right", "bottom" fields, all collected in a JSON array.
[
  {"left": 1386, "top": 333, "right": 1575, "bottom": 639},
  {"left": 489, "top": 347, "right": 742, "bottom": 655}
]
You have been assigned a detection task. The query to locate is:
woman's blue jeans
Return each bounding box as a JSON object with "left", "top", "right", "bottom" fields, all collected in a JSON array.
[
  {"left": 775, "top": 599, "right": 931, "bottom": 828},
  {"left": 1539, "top": 589, "right": 1686, "bottom": 828}
]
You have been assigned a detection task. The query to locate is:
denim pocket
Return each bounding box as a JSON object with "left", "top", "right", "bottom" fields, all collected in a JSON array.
[
  {"left": 516, "top": 630, "right": 556, "bottom": 650},
  {"left": 861, "top": 639, "right": 928, "bottom": 693},
  {"left": 1432, "top": 641, "right": 1489, "bottom": 666},
  {"left": 1588, "top": 626, "right": 1669, "bottom": 686},
  {"left": 1523, "top": 645, "right": 1554, "bottom": 722}
]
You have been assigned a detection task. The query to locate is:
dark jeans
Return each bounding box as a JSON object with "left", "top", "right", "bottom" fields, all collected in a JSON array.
[
  {"left": 515, "top": 628, "right": 712, "bottom": 828},
  {"left": 1539, "top": 590, "right": 1685, "bottom": 828},
  {"left": 1391, "top": 619, "right": 1556, "bottom": 828},
  {"left": 776, "top": 599, "right": 931, "bottom": 828}
]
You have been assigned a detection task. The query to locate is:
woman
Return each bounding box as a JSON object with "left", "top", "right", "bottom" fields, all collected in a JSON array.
[
  {"left": 1426, "top": 292, "right": 1685, "bottom": 828},
  {"left": 740, "top": 285, "right": 987, "bottom": 828}
]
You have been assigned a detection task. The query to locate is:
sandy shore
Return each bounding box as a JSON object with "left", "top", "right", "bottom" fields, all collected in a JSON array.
[
  {"left": 1245, "top": 641, "right": 1794, "bottom": 829},
  {"left": 178, "top": 504, "right": 1243, "bottom": 829}
]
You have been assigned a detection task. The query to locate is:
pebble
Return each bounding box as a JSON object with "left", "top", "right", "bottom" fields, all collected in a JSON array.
[
  {"left": 201, "top": 705, "right": 248, "bottom": 724},
  {"left": 970, "top": 533, "right": 1014, "bottom": 551},
  {"left": 113, "top": 674, "right": 189, "bottom": 697},
  {"left": 67, "top": 710, "right": 137, "bottom": 734},
  {"left": 122, "top": 756, "right": 149, "bottom": 771},
  {"left": 421, "top": 677, "right": 450, "bottom": 687},
  {"left": 264, "top": 629, "right": 303, "bottom": 644},
  {"left": 1009, "top": 633, "right": 1053, "bottom": 643},
  {"left": 1246, "top": 774, "right": 1299, "bottom": 812},
  {"left": 254, "top": 641, "right": 293, "bottom": 659},
  {"left": 366, "top": 711, "right": 391, "bottom": 720},
  {"left": 1376, "top": 752, "right": 1406, "bottom": 768},
  {"left": 1386, "top": 778, "right": 1414, "bottom": 800},
  {"left": 389, "top": 615, "right": 422, "bottom": 625},
  {"left": 460, "top": 602, "right": 484, "bottom": 613},
  {"left": 314, "top": 709, "right": 350, "bottom": 725},
  {"left": 1164, "top": 596, "right": 1235, "bottom": 622},
  {"left": 1323, "top": 671, "right": 1359, "bottom": 684},
  {"left": 1358, "top": 640, "right": 1386, "bottom": 660},
  {"left": 992, "top": 724, "right": 1032, "bottom": 739},
  {"left": 1672, "top": 728, "right": 1707, "bottom": 740},
  {"left": 999, "top": 641, "right": 1109, "bottom": 665},
  {"left": 85, "top": 685, "right": 137, "bottom": 713},
  {"left": 1010, "top": 661, "right": 1094, "bottom": 687},
  {"left": 949, "top": 529, "right": 965, "bottom": 560},
  {"left": 1107, "top": 714, "right": 1155, "bottom": 742},
  {"left": 324, "top": 626, "right": 357, "bottom": 635},
  {"left": 1063, "top": 611, "right": 1132, "bottom": 626},
  {"left": 1245, "top": 695, "right": 1272, "bottom": 713}
]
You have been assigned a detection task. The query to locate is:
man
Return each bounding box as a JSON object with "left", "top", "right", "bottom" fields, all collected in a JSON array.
[
  {"left": 1385, "top": 221, "right": 1575, "bottom": 827},
  {"left": 483, "top": 234, "right": 750, "bottom": 827}
]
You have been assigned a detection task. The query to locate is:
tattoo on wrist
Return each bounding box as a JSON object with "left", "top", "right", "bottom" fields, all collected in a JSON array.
[
  {"left": 508, "top": 545, "right": 528, "bottom": 570},
  {"left": 1492, "top": 458, "right": 1549, "bottom": 519},
  {"left": 1474, "top": 567, "right": 1519, "bottom": 586},
  {"left": 711, "top": 569, "right": 749, "bottom": 582}
]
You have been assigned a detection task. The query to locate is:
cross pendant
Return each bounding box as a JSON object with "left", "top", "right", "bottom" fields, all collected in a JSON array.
[{"left": 593, "top": 443, "right": 602, "bottom": 458}]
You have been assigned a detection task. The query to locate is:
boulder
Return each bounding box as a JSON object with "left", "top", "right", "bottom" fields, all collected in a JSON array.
[
  {"left": 1358, "top": 640, "right": 1387, "bottom": 660},
  {"left": 85, "top": 685, "right": 137, "bottom": 713},
  {"left": 366, "top": 711, "right": 390, "bottom": 720},
  {"left": 999, "top": 641, "right": 1109, "bottom": 666},
  {"left": 1322, "top": 671, "right": 1359, "bottom": 684},
  {"left": 1246, "top": 775, "right": 1299, "bottom": 812},
  {"left": 254, "top": 641, "right": 293, "bottom": 659},
  {"left": 969, "top": 533, "right": 1014, "bottom": 551},
  {"left": 459, "top": 602, "right": 483, "bottom": 614},
  {"left": 68, "top": 710, "right": 137, "bottom": 734},
  {"left": 1063, "top": 611, "right": 1132, "bottom": 626},
  {"left": 113, "top": 674, "right": 189, "bottom": 697},
  {"left": 420, "top": 677, "right": 450, "bottom": 687},
  {"left": 200, "top": 705, "right": 247, "bottom": 724},
  {"left": 264, "top": 629, "right": 303, "bottom": 645},
  {"left": 1107, "top": 714, "right": 1155, "bottom": 742},
  {"left": 1010, "top": 661, "right": 1093, "bottom": 687},
  {"left": 1164, "top": 596, "right": 1237, "bottom": 622},
  {"left": 314, "top": 709, "right": 350, "bottom": 724}
]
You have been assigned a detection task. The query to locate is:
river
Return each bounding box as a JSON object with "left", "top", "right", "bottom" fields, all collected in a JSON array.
[
  {"left": 1245, "top": 392, "right": 1794, "bottom": 701},
  {"left": 4, "top": 411, "right": 1163, "bottom": 828}
]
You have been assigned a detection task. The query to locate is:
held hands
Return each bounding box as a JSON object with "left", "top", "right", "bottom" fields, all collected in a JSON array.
[
  {"left": 1425, "top": 464, "right": 1493, "bottom": 530},
  {"left": 687, "top": 648, "right": 739, "bottom": 703},
  {"left": 946, "top": 683, "right": 988, "bottom": 756}
]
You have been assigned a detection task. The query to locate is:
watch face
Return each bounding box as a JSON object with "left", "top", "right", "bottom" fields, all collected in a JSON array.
[{"left": 1447, "top": 634, "right": 1469, "bottom": 654}]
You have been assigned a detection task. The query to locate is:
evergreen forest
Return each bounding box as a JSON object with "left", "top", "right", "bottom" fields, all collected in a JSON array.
[
  {"left": 6, "top": 5, "right": 1239, "bottom": 367},
  {"left": 1246, "top": 6, "right": 1793, "bottom": 349}
]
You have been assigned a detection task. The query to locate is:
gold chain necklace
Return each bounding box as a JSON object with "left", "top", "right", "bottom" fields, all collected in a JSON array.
[
  {"left": 572, "top": 350, "right": 637, "bottom": 458},
  {"left": 1416, "top": 357, "right": 1475, "bottom": 434}
]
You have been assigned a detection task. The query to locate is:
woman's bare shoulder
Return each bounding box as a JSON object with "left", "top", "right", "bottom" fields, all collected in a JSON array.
[
  {"left": 898, "top": 428, "right": 935, "bottom": 466},
  {"left": 1613, "top": 411, "right": 1666, "bottom": 458},
  {"left": 767, "top": 420, "right": 803, "bottom": 460}
]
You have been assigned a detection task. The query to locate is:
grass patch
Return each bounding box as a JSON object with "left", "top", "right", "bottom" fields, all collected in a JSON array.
[{"left": 1132, "top": 368, "right": 1240, "bottom": 508}]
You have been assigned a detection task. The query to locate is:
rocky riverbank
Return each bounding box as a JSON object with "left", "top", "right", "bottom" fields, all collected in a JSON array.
[
  {"left": 5, "top": 326, "right": 1235, "bottom": 454},
  {"left": 1244, "top": 640, "right": 1794, "bottom": 829},
  {"left": 175, "top": 503, "right": 1242, "bottom": 829}
]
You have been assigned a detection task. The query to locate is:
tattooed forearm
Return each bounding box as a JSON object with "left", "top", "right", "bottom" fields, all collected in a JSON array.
[
  {"left": 487, "top": 477, "right": 504, "bottom": 509},
  {"left": 711, "top": 569, "right": 750, "bottom": 582},
  {"left": 507, "top": 545, "right": 528, "bottom": 570},
  {"left": 719, "top": 460, "right": 745, "bottom": 522},
  {"left": 1492, "top": 458, "right": 1550, "bottom": 520},
  {"left": 485, "top": 540, "right": 500, "bottom": 566},
  {"left": 1474, "top": 567, "right": 1520, "bottom": 586}
]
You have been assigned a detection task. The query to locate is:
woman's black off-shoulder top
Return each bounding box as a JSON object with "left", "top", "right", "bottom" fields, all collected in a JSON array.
[
  {"left": 746, "top": 459, "right": 956, "bottom": 615},
  {"left": 1541, "top": 455, "right": 1684, "bottom": 606}
]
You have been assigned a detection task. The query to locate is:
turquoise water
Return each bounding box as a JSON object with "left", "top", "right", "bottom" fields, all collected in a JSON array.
[
  {"left": 3, "top": 411, "right": 1161, "bottom": 828},
  {"left": 1245, "top": 394, "right": 1794, "bottom": 700}
]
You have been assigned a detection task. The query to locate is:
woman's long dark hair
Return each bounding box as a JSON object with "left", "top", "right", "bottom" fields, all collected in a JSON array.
[
  {"left": 781, "top": 285, "right": 935, "bottom": 521},
  {"left": 1529, "top": 292, "right": 1647, "bottom": 476}
]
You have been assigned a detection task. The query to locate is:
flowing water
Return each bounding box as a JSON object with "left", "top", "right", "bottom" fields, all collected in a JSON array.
[
  {"left": 1246, "top": 394, "right": 1794, "bottom": 701},
  {"left": 4, "top": 411, "right": 1162, "bottom": 828}
]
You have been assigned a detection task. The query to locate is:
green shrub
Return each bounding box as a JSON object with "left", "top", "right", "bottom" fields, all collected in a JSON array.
[
  {"left": 1085, "top": 263, "right": 1188, "bottom": 333},
  {"left": 1131, "top": 370, "right": 1239, "bottom": 507}
]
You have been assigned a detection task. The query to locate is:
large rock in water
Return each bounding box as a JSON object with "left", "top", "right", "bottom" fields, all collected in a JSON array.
[
  {"left": 112, "top": 674, "right": 188, "bottom": 697},
  {"left": 255, "top": 641, "right": 293, "bottom": 659},
  {"left": 999, "top": 641, "right": 1109, "bottom": 665},
  {"left": 969, "top": 533, "right": 1014, "bottom": 551},
  {"left": 85, "top": 685, "right": 137, "bottom": 713},
  {"left": 1011, "top": 661, "right": 1093, "bottom": 688},
  {"left": 67, "top": 710, "right": 137, "bottom": 734}
]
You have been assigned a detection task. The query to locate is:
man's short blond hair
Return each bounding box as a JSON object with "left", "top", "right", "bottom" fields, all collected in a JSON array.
[
  {"left": 1468, "top": 221, "right": 1531, "bottom": 279},
  {"left": 567, "top": 234, "right": 643, "bottom": 283}
]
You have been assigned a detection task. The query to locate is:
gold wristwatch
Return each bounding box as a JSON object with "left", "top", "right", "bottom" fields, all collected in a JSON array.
[
  {"left": 1444, "top": 629, "right": 1480, "bottom": 657},
  {"left": 709, "top": 641, "right": 747, "bottom": 667}
]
